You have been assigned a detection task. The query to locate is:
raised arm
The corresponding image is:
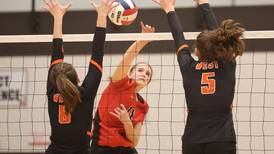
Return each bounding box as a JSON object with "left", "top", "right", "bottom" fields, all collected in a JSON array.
[
  {"left": 194, "top": 0, "right": 218, "bottom": 30},
  {"left": 152, "top": 0, "right": 188, "bottom": 53},
  {"left": 81, "top": 0, "right": 117, "bottom": 93},
  {"left": 43, "top": 0, "right": 71, "bottom": 65},
  {"left": 44, "top": 0, "right": 71, "bottom": 94},
  {"left": 111, "top": 22, "right": 155, "bottom": 82}
]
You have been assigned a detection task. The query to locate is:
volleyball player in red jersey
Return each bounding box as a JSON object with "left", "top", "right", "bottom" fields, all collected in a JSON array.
[
  {"left": 91, "top": 22, "right": 155, "bottom": 154},
  {"left": 44, "top": 0, "right": 116, "bottom": 153},
  {"left": 152, "top": 0, "right": 245, "bottom": 153}
]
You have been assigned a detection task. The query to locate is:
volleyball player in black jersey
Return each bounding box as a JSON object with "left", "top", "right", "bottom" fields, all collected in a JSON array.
[
  {"left": 44, "top": 0, "right": 116, "bottom": 153},
  {"left": 152, "top": 0, "right": 245, "bottom": 153}
]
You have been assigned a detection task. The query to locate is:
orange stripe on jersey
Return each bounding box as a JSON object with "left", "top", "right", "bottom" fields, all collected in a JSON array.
[
  {"left": 90, "top": 60, "right": 102, "bottom": 72},
  {"left": 50, "top": 59, "right": 63, "bottom": 67},
  {"left": 176, "top": 44, "right": 189, "bottom": 55}
]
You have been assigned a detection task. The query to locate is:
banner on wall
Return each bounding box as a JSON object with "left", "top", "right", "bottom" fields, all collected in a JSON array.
[{"left": 0, "top": 69, "right": 27, "bottom": 107}]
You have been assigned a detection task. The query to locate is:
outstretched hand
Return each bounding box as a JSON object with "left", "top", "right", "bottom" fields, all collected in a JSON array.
[
  {"left": 141, "top": 21, "right": 155, "bottom": 33},
  {"left": 151, "top": 0, "right": 175, "bottom": 13},
  {"left": 42, "top": 0, "right": 71, "bottom": 18},
  {"left": 90, "top": 0, "right": 119, "bottom": 17}
]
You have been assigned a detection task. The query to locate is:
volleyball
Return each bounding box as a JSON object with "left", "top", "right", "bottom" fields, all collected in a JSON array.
[{"left": 108, "top": 0, "right": 138, "bottom": 26}]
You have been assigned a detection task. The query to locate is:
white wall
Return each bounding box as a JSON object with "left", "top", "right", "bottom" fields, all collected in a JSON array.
[
  {"left": 0, "top": 51, "right": 274, "bottom": 153},
  {"left": 0, "top": 0, "right": 32, "bottom": 12}
]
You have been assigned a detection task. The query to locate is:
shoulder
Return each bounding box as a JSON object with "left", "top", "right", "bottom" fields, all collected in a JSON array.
[
  {"left": 136, "top": 94, "right": 149, "bottom": 113},
  {"left": 109, "top": 76, "right": 136, "bottom": 90}
]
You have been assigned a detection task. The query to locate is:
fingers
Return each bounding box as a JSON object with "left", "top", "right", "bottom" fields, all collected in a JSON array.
[
  {"left": 114, "top": 107, "right": 121, "bottom": 113},
  {"left": 145, "top": 24, "right": 152, "bottom": 29},
  {"left": 172, "top": 0, "right": 176, "bottom": 5},
  {"left": 90, "top": 1, "right": 97, "bottom": 9},
  {"left": 101, "top": 0, "right": 107, "bottom": 5},
  {"left": 107, "top": 0, "right": 116, "bottom": 6},
  {"left": 64, "top": 3, "right": 72, "bottom": 10},
  {"left": 140, "top": 21, "right": 145, "bottom": 29},
  {"left": 111, "top": 2, "right": 119, "bottom": 9},
  {"left": 41, "top": 5, "right": 49, "bottom": 10},
  {"left": 43, "top": 0, "right": 52, "bottom": 8},
  {"left": 110, "top": 111, "right": 119, "bottom": 118},
  {"left": 120, "top": 104, "right": 127, "bottom": 111},
  {"left": 50, "top": 0, "right": 57, "bottom": 6},
  {"left": 152, "top": 26, "right": 156, "bottom": 32},
  {"left": 141, "top": 21, "right": 155, "bottom": 33}
]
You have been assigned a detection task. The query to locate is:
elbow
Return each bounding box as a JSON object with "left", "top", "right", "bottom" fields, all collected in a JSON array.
[
  {"left": 127, "top": 136, "right": 139, "bottom": 147},
  {"left": 133, "top": 141, "right": 138, "bottom": 147},
  {"left": 132, "top": 137, "right": 140, "bottom": 147}
]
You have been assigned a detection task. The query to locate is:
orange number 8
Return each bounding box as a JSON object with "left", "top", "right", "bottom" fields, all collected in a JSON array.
[{"left": 58, "top": 105, "right": 71, "bottom": 124}]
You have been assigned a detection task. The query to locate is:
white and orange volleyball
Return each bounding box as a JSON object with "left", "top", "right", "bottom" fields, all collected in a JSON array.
[{"left": 108, "top": 0, "right": 138, "bottom": 26}]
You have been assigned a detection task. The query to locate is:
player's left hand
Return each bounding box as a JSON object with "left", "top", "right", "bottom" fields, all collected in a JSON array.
[
  {"left": 42, "top": 0, "right": 71, "bottom": 18},
  {"left": 141, "top": 21, "right": 155, "bottom": 33},
  {"left": 151, "top": 0, "right": 175, "bottom": 13},
  {"left": 110, "top": 104, "right": 131, "bottom": 124}
]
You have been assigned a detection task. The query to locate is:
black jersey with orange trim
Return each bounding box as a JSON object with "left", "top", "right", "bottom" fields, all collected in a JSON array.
[
  {"left": 167, "top": 4, "right": 236, "bottom": 144},
  {"left": 92, "top": 76, "right": 149, "bottom": 148},
  {"left": 46, "top": 27, "right": 105, "bottom": 151}
]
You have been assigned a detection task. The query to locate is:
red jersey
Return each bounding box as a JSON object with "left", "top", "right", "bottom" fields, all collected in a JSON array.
[{"left": 92, "top": 76, "right": 149, "bottom": 147}]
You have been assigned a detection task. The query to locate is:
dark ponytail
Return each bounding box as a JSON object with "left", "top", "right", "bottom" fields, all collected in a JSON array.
[
  {"left": 50, "top": 63, "right": 81, "bottom": 113},
  {"left": 197, "top": 19, "right": 245, "bottom": 62}
]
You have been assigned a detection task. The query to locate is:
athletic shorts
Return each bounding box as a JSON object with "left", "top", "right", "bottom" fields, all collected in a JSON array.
[
  {"left": 182, "top": 141, "right": 236, "bottom": 154},
  {"left": 46, "top": 143, "right": 90, "bottom": 154},
  {"left": 91, "top": 143, "right": 138, "bottom": 154}
]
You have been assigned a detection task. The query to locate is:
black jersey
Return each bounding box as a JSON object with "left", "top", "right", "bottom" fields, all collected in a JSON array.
[
  {"left": 167, "top": 4, "right": 236, "bottom": 144},
  {"left": 46, "top": 27, "right": 105, "bottom": 151}
]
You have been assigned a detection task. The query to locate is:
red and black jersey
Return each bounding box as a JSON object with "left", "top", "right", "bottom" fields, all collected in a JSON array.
[
  {"left": 167, "top": 4, "right": 236, "bottom": 144},
  {"left": 46, "top": 27, "right": 105, "bottom": 151},
  {"left": 92, "top": 76, "right": 149, "bottom": 148}
]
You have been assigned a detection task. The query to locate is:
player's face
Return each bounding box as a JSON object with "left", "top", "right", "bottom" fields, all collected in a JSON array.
[{"left": 129, "top": 64, "right": 152, "bottom": 88}]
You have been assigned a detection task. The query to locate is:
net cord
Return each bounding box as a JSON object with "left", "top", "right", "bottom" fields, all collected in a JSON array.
[{"left": 0, "top": 31, "right": 274, "bottom": 43}]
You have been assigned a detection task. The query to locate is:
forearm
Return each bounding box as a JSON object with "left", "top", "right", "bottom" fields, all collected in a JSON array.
[
  {"left": 111, "top": 41, "right": 149, "bottom": 81},
  {"left": 199, "top": 3, "right": 218, "bottom": 30},
  {"left": 123, "top": 122, "right": 140, "bottom": 146},
  {"left": 166, "top": 11, "right": 187, "bottom": 51},
  {"left": 123, "top": 122, "right": 134, "bottom": 143},
  {"left": 53, "top": 17, "right": 63, "bottom": 39},
  {"left": 51, "top": 17, "right": 64, "bottom": 64},
  {"left": 123, "top": 41, "right": 148, "bottom": 65},
  {"left": 91, "top": 27, "right": 105, "bottom": 67},
  {"left": 96, "top": 14, "right": 107, "bottom": 28}
]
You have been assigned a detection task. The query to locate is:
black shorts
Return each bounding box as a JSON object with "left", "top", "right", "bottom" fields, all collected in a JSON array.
[
  {"left": 46, "top": 143, "right": 91, "bottom": 154},
  {"left": 91, "top": 143, "right": 138, "bottom": 154},
  {"left": 182, "top": 141, "right": 236, "bottom": 154}
]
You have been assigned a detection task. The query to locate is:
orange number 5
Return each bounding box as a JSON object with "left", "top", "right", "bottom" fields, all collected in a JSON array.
[{"left": 201, "top": 72, "right": 216, "bottom": 95}]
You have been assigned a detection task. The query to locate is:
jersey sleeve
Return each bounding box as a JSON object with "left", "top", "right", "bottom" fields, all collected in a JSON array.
[
  {"left": 81, "top": 27, "right": 105, "bottom": 98},
  {"left": 177, "top": 47, "right": 197, "bottom": 75},
  {"left": 199, "top": 3, "right": 218, "bottom": 30},
  {"left": 166, "top": 11, "right": 197, "bottom": 75},
  {"left": 132, "top": 103, "right": 149, "bottom": 125},
  {"left": 47, "top": 38, "right": 64, "bottom": 95},
  {"left": 167, "top": 11, "right": 188, "bottom": 52}
]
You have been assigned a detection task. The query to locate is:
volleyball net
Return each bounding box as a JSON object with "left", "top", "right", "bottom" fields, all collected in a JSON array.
[{"left": 0, "top": 31, "right": 274, "bottom": 153}]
